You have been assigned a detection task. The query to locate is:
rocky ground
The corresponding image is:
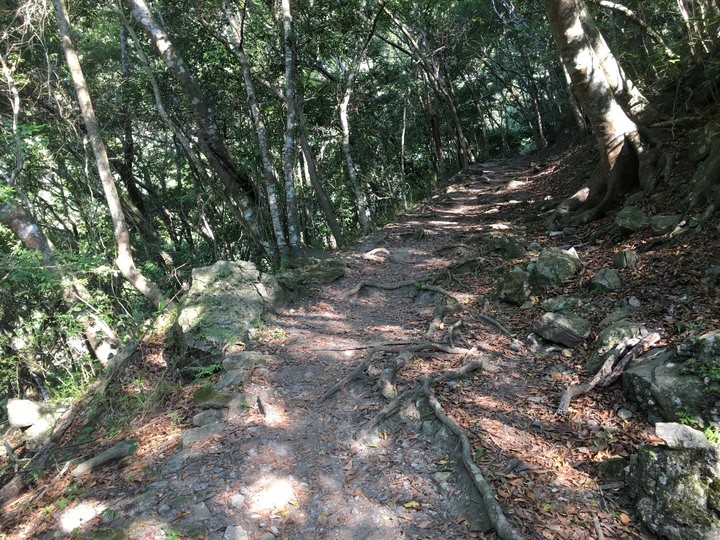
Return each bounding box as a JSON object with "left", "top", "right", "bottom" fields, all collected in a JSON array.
[{"left": 2, "top": 144, "right": 720, "bottom": 539}]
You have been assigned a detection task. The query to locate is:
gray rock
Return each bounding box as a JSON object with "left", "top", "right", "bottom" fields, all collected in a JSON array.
[
  {"left": 623, "top": 349, "right": 708, "bottom": 423},
  {"left": 229, "top": 493, "right": 246, "bottom": 509},
  {"left": 193, "top": 502, "right": 212, "bottom": 520},
  {"left": 688, "top": 117, "right": 720, "bottom": 162},
  {"left": 496, "top": 269, "right": 532, "bottom": 305},
  {"left": 214, "top": 370, "right": 247, "bottom": 389},
  {"left": 702, "top": 266, "right": 720, "bottom": 289},
  {"left": 193, "top": 387, "right": 233, "bottom": 408},
  {"left": 651, "top": 214, "right": 683, "bottom": 235},
  {"left": 628, "top": 296, "right": 641, "bottom": 308},
  {"left": 586, "top": 320, "right": 643, "bottom": 374},
  {"left": 528, "top": 247, "right": 582, "bottom": 289},
  {"left": 277, "top": 258, "right": 346, "bottom": 290},
  {"left": 617, "top": 407, "right": 634, "bottom": 420},
  {"left": 612, "top": 250, "right": 638, "bottom": 269},
  {"left": 540, "top": 295, "right": 582, "bottom": 313},
  {"left": 483, "top": 234, "right": 527, "bottom": 260},
  {"left": 7, "top": 399, "right": 44, "bottom": 428},
  {"left": 687, "top": 140, "right": 720, "bottom": 210},
  {"left": 627, "top": 444, "right": 720, "bottom": 539},
  {"left": 176, "top": 261, "right": 283, "bottom": 376},
  {"left": 193, "top": 410, "right": 223, "bottom": 427},
  {"left": 532, "top": 312, "right": 591, "bottom": 348},
  {"left": 599, "top": 310, "right": 633, "bottom": 328},
  {"left": 590, "top": 268, "right": 622, "bottom": 291},
  {"left": 615, "top": 206, "right": 647, "bottom": 233},
  {"left": 181, "top": 423, "right": 225, "bottom": 449},
  {"left": 656, "top": 422, "right": 713, "bottom": 449}
]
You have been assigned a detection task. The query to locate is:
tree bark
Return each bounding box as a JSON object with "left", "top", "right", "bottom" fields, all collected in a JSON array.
[
  {"left": 545, "top": 0, "right": 643, "bottom": 223},
  {"left": 222, "top": 2, "right": 288, "bottom": 253},
  {"left": 281, "top": 0, "right": 301, "bottom": 247},
  {"left": 51, "top": 0, "right": 166, "bottom": 308}
]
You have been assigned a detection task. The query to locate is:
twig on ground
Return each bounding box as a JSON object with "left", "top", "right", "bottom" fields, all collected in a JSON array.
[
  {"left": 556, "top": 332, "right": 660, "bottom": 415},
  {"left": 420, "top": 378, "right": 525, "bottom": 540},
  {"left": 593, "top": 514, "right": 606, "bottom": 540}
]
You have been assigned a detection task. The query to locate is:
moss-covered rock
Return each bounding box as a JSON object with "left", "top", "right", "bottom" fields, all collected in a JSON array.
[
  {"left": 586, "top": 320, "right": 642, "bottom": 374},
  {"left": 528, "top": 247, "right": 581, "bottom": 289},
  {"left": 628, "top": 443, "right": 720, "bottom": 539},
  {"left": 192, "top": 387, "right": 233, "bottom": 408}
]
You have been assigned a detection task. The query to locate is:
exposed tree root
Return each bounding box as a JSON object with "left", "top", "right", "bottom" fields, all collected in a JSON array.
[
  {"left": 447, "top": 256, "right": 490, "bottom": 274},
  {"left": 419, "top": 378, "right": 525, "bottom": 540},
  {"left": 477, "top": 313, "right": 511, "bottom": 336},
  {"left": 425, "top": 303, "right": 464, "bottom": 339},
  {"left": 420, "top": 284, "right": 464, "bottom": 304},
  {"left": 556, "top": 332, "right": 660, "bottom": 415},
  {"left": 345, "top": 278, "right": 430, "bottom": 297},
  {"left": 317, "top": 341, "right": 473, "bottom": 405},
  {"left": 362, "top": 247, "right": 397, "bottom": 263}
]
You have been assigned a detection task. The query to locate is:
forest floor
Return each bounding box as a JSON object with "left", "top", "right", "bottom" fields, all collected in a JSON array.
[{"left": 3, "top": 140, "right": 720, "bottom": 539}]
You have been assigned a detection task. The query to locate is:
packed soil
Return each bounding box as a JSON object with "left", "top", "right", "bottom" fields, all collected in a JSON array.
[{"left": 3, "top": 144, "right": 720, "bottom": 539}]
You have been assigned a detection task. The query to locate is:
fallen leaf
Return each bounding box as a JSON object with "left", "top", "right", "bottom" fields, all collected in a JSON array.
[{"left": 403, "top": 501, "right": 421, "bottom": 509}]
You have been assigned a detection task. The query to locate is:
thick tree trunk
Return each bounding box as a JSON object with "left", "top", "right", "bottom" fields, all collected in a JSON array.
[
  {"left": 52, "top": 0, "right": 166, "bottom": 308},
  {"left": 122, "top": 0, "right": 273, "bottom": 257},
  {"left": 545, "top": 0, "right": 643, "bottom": 223}
]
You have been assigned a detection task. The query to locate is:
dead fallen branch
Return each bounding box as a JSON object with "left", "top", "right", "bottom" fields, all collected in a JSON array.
[
  {"left": 362, "top": 247, "right": 397, "bottom": 263},
  {"left": 345, "top": 277, "right": 430, "bottom": 297},
  {"left": 556, "top": 332, "right": 660, "bottom": 415},
  {"left": 420, "top": 378, "right": 525, "bottom": 540}
]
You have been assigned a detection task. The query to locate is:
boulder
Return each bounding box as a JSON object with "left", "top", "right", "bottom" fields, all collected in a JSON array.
[
  {"left": 599, "top": 309, "right": 633, "bottom": 328},
  {"left": 688, "top": 117, "right": 720, "bottom": 163},
  {"left": 176, "top": 261, "right": 283, "bottom": 375},
  {"left": 277, "top": 258, "right": 346, "bottom": 290},
  {"left": 532, "top": 312, "right": 591, "bottom": 348},
  {"left": 655, "top": 422, "right": 713, "bottom": 450},
  {"left": 627, "top": 443, "right": 720, "bottom": 539},
  {"left": 650, "top": 214, "right": 683, "bottom": 235},
  {"left": 586, "top": 320, "right": 643, "bottom": 374},
  {"left": 496, "top": 269, "right": 532, "bottom": 305},
  {"left": 623, "top": 348, "right": 709, "bottom": 423},
  {"left": 528, "top": 247, "right": 582, "bottom": 289},
  {"left": 614, "top": 206, "right": 647, "bottom": 233},
  {"left": 612, "top": 250, "right": 638, "bottom": 269},
  {"left": 482, "top": 234, "right": 527, "bottom": 260},
  {"left": 589, "top": 268, "right": 622, "bottom": 291},
  {"left": 687, "top": 142, "right": 720, "bottom": 209},
  {"left": 6, "top": 398, "right": 71, "bottom": 449}
]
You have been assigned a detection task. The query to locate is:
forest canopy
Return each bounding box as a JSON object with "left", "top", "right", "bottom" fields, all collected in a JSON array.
[{"left": 0, "top": 0, "right": 718, "bottom": 402}]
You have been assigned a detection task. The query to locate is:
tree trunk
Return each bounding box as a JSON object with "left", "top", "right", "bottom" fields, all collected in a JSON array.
[
  {"left": 223, "top": 2, "right": 288, "bottom": 253},
  {"left": 281, "top": 0, "right": 301, "bottom": 247},
  {"left": 122, "top": 0, "right": 273, "bottom": 258},
  {"left": 545, "top": 0, "right": 643, "bottom": 223},
  {"left": 52, "top": 0, "right": 166, "bottom": 308}
]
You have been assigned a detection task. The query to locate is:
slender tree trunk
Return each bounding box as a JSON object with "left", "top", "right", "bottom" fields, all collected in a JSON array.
[
  {"left": 121, "top": 0, "right": 273, "bottom": 257},
  {"left": 281, "top": 0, "right": 301, "bottom": 247},
  {"left": 296, "top": 90, "right": 343, "bottom": 245},
  {"left": 52, "top": 0, "right": 165, "bottom": 308},
  {"left": 546, "top": 0, "right": 643, "bottom": 223},
  {"left": 223, "top": 2, "right": 288, "bottom": 253}
]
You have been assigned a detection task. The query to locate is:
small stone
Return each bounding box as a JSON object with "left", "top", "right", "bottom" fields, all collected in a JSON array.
[
  {"left": 615, "top": 206, "right": 647, "bottom": 233},
  {"left": 230, "top": 493, "right": 246, "bottom": 509},
  {"left": 650, "top": 214, "right": 683, "bottom": 235},
  {"left": 224, "top": 525, "right": 250, "bottom": 540},
  {"left": 617, "top": 408, "right": 633, "bottom": 420},
  {"left": 259, "top": 534, "right": 276, "bottom": 540},
  {"left": 270, "top": 525, "right": 280, "bottom": 534},
  {"left": 509, "top": 339, "right": 523, "bottom": 352},
  {"left": 533, "top": 312, "right": 591, "bottom": 348},
  {"left": 612, "top": 250, "right": 638, "bottom": 269},
  {"left": 527, "top": 396, "right": 544, "bottom": 404},
  {"left": 628, "top": 296, "right": 641, "bottom": 308},
  {"left": 193, "top": 502, "right": 211, "bottom": 520},
  {"left": 590, "top": 268, "right": 622, "bottom": 291}
]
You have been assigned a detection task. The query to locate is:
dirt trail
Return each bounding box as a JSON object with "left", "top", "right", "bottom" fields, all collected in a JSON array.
[{"left": 8, "top": 158, "right": 656, "bottom": 539}]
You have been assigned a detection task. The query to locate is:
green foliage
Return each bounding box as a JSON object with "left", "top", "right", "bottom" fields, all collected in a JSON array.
[{"left": 189, "top": 363, "right": 222, "bottom": 382}]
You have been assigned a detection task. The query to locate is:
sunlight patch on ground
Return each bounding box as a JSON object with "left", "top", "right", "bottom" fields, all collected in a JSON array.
[
  {"left": 487, "top": 222, "right": 511, "bottom": 230},
  {"left": 59, "top": 501, "right": 107, "bottom": 532},
  {"left": 248, "top": 474, "right": 300, "bottom": 513}
]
